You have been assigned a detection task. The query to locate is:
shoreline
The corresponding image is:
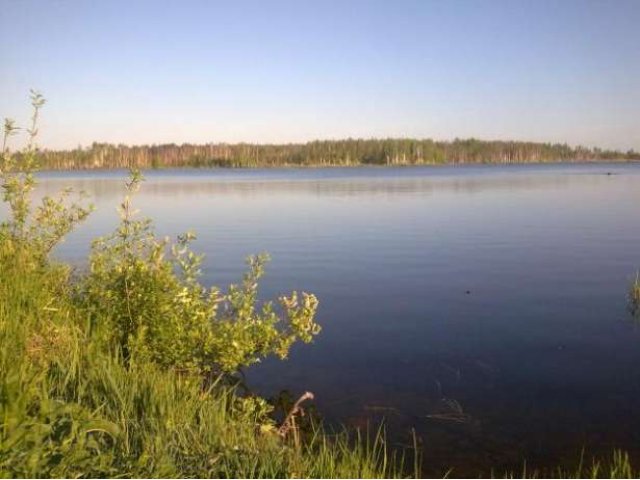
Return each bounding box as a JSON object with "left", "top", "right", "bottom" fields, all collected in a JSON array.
[{"left": 35, "top": 158, "right": 640, "bottom": 174}]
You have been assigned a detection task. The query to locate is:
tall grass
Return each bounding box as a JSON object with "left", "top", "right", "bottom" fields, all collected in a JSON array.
[
  {"left": 0, "top": 250, "right": 412, "bottom": 478},
  {"left": 0, "top": 93, "right": 409, "bottom": 478},
  {"left": 2, "top": 93, "right": 639, "bottom": 478},
  {"left": 504, "top": 451, "right": 635, "bottom": 479}
]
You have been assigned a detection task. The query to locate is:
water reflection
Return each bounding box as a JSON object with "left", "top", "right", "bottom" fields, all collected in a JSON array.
[
  {"left": 18, "top": 164, "right": 640, "bottom": 476},
  {"left": 36, "top": 164, "right": 640, "bottom": 200}
]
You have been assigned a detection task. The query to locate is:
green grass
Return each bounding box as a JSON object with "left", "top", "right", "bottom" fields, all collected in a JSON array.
[
  {"left": 3, "top": 92, "right": 639, "bottom": 478},
  {"left": 3, "top": 240, "right": 640, "bottom": 479},
  {"left": 0, "top": 249, "right": 413, "bottom": 478},
  {"left": 0, "top": 94, "right": 411, "bottom": 478},
  {"left": 1, "top": 213, "right": 638, "bottom": 480},
  {"left": 503, "top": 451, "right": 635, "bottom": 479}
]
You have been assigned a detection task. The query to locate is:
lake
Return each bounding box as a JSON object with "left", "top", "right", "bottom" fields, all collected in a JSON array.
[{"left": 29, "top": 164, "right": 640, "bottom": 476}]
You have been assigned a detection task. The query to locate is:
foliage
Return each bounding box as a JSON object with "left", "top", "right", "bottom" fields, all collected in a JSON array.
[
  {"left": 0, "top": 90, "right": 91, "bottom": 265},
  {"left": 80, "top": 168, "right": 320, "bottom": 375},
  {"left": 1, "top": 93, "right": 388, "bottom": 478},
  {"left": 34, "top": 138, "right": 640, "bottom": 170},
  {"left": 2, "top": 93, "right": 640, "bottom": 478},
  {"left": 0, "top": 256, "right": 405, "bottom": 478}
]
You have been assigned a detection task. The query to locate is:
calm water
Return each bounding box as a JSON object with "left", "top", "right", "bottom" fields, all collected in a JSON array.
[{"left": 28, "top": 164, "right": 640, "bottom": 475}]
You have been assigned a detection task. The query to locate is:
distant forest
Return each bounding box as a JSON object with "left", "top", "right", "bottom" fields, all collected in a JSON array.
[{"left": 35, "top": 138, "right": 640, "bottom": 170}]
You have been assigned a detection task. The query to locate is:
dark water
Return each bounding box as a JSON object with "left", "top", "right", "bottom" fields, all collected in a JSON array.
[{"left": 27, "top": 164, "right": 640, "bottom": 475}]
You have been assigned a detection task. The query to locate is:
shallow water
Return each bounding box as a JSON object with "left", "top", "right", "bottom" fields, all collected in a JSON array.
[{"left": 25, "top": 164, "right": 640, "bottom": 475}]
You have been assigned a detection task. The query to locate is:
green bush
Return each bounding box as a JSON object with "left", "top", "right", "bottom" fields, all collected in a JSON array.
[
  {"left": 1, "top": 91, "right": 91, "bottom": 266},
  {"left": 1, "top": 92, "right": 407, "bottom": 478},
  {"left": 3, "top": 92, "right": 639, "bottom": 478},
  {"left": 79, "top": 168, "right": 320, "bottom": 376}
]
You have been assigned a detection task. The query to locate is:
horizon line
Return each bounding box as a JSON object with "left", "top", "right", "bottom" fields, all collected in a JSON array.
[{"left": 38, "top": 136, "right": 639, "bottom": 154}]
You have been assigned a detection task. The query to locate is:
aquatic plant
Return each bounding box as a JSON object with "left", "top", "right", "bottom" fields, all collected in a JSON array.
[{"left": 630, "top": 273, "right": 640, "bottom": 319}]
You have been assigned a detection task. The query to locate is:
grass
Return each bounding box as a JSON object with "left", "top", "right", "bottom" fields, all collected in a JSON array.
[
  {"left": 0, "top": 94, "right": 412, "bottom": 478},
  {"left": 2, "top": 230, "right": 640, "bottom": 479},
  {"left": 504, "top": 451, "right": 635, "bottom": 479},
  {"left": 0, "top": 248, "right": 413, "bottom": 478},
  {"left": 1, "top": 93, "right": 639, "bottom": 478}
]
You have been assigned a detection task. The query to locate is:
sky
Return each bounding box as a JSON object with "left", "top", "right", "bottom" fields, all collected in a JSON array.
[{"left": 1, "top": 0, "right": 639, "bottom": 151}]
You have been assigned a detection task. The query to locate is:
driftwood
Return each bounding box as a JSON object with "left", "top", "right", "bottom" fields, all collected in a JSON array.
[{"left": 277, "top": 391, "right": 314, "bottom": 448}]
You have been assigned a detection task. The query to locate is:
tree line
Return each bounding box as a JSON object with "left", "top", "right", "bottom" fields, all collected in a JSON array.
[{"left": 34, "top": 138, "right": 640, "bottom": 169}]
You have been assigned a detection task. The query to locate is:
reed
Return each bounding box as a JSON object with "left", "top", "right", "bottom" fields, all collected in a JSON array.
[{"left": 630, "top": 274, "right": 640, "bottom": 319}]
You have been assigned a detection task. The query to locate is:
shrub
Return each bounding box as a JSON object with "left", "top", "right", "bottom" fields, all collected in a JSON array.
[
  {"left": 80, "top": 169, "right": 321, "bottom": 376},
  {"left": 2, "top": 91, "right": 321, "bottom": 380},
  {"left": 1, "top": 91, "right": 91, "bottom": 268},
  {"left": 0, "top": 93, "right": 403, "bottom": 479}
]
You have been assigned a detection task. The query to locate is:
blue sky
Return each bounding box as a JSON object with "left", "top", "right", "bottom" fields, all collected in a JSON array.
[{"left": 1, "top": 0, "right": 639, "bottom": 150}]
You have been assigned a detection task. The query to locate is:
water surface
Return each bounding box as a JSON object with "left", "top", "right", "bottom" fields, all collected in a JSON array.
[{"left": 29, "top": 164, "right": 640, "bottom": 475}]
